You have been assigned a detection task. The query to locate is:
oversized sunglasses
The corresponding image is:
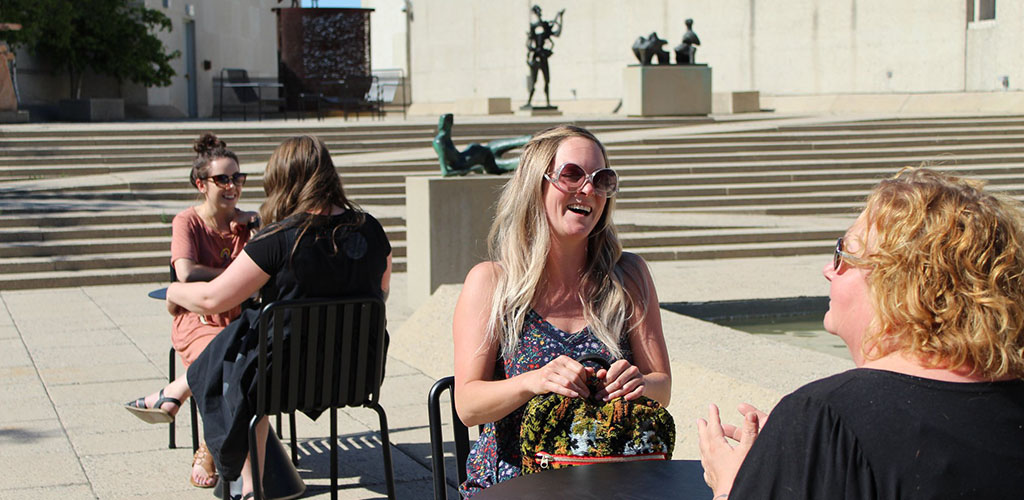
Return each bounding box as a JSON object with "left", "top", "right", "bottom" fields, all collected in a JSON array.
[
  {"left": 544, "top": 162, "right": 619, "bottom": 197},
  {"left": 203, "top": 172, "right": 247, "bottom": 188},
  {"left": 833, "top": 237, "right": 865, "bottom": 270}
]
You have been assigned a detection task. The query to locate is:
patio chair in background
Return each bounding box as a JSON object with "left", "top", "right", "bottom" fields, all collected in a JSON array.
[
  {"left": 248, "top": 296, "right": 395, "bottom": 500},
  {"left": 299, "top": 74, "right": 382, "bottom": 121},
  {"left": 218, "top": 68, "right": 287, "bottom": 121},
  {"left": 428, "top": 376, "right": 472, "bottom": 500}
]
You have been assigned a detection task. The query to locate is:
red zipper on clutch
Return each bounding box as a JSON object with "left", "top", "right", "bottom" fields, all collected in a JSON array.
[{"left": 534, "top": 451, "right": 668, "bottom": 469}]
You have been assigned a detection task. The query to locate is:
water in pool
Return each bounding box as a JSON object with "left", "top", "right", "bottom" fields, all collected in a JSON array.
[{"left": 718, "top": 314, "right": 851, "bottom": 360}]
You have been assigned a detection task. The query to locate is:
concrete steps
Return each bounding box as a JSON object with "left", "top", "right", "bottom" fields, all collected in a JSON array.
[{"left": 4, "top": 114, "right": 1024, "bottom": 289}]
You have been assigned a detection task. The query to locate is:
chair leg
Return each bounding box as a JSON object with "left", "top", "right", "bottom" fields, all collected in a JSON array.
[
  {"left": 372, "top": 403, "right": 396, "bottom": 500},
  {"left": 289, "top": 412, "right": 298, "bottom": 466},
  {"left": 276, "top": 414, "right": 283, "bottom": 439},
  {"left": 190, "top": 397, "right": 200, "bottom": 453},
  {"left": 249, "top": 415, "right": 265, "bottom": 500},
  {"left": 330, "top": 408, "right": 338, "bottom": 500},
  {"left": 168, "top": 347, "right": 176, "bottom": 449}
]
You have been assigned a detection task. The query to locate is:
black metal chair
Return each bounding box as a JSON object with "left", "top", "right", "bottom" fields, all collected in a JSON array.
[
  {"left": 218, "top": 68, "right": 287, "bottom": 121},
  {"left": 167, "top": 266, "right": 295, "bottom": 460},
  {"left": 302, "top": 75, "right": 381, "bottom": 121},
  {"left": 165, "top": 264, "right": 200, "bottom": 451},
  {"left": 428, "top": 376, "right": 472, "bottom": 500},
  {"left": 247, "top": 297, "right": 395, "bottom": 500}
]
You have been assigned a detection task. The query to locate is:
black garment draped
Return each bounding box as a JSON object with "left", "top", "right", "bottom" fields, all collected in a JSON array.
[{"left": 187, "top": 211, "right": 391, "bottom": 480}]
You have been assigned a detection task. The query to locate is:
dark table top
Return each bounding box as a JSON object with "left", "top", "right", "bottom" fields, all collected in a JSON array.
[{"left": 475, "top": 459, "right": 712, "bottom": 500}]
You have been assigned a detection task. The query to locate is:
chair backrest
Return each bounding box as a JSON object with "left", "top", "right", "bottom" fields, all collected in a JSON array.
[
  {"left": 254, "top": 297, "right": 387, "bottom": 418},
  {"left": 342, "top": 75, "right": 374, "bottom": 100},
  {"left": 221, "top": 67, "right": 259, "bottom": 103},
  {"left": 428, "top": 376, "right": 471, "bottom": 500}
]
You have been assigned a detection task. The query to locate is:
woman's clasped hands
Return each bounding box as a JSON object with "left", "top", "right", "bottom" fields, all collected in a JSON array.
[{"left": 529, "top": 355, "right": 646, "bottom": 401}]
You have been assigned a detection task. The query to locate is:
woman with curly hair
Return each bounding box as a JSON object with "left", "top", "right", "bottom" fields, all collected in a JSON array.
[
  {"left": 699, "top": 168, "right": 1024, "bottom": 499},
  {"left": 452, "top": 125, "right": 672, "bottom": 496}
]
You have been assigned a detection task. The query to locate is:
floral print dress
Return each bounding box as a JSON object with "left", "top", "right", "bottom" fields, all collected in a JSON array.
[{"left": 459, "top": 309, "right": 633, "bottom": 498}]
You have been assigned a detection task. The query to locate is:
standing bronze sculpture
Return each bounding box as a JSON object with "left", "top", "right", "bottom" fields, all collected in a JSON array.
[
  {"left": 432, "top": 114, "right": 531, "bottom": 176},
  {"left": 523, "top": 5, "right": 564, "bottom": 110},
  {"left": 675, "top": 18, "right": 700, "bottom": 65}
]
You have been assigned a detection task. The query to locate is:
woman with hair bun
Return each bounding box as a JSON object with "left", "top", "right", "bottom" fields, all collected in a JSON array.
[
  {"left": 170, "top": 133, "right": 258, "bottom": 488},
  {"left": 699, "top": 168, "right": 1024, "bottom": 499},
  {"left": 126, "top": 135, "right": 392, "bottom": 499}
]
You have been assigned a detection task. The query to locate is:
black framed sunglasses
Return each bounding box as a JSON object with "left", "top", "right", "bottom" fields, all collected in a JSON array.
[
  {"left": 203, "top": 172, "right": 247, "bottom": 188},
  {"left": 833, "top": 237, "right": 865, "bottom": 270},
  {"left": 544, "top": 162, "right": 619, "bottom": 197}
]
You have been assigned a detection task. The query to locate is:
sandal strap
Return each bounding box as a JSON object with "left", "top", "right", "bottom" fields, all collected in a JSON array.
[{"left": 152, "top": 388, "right": 182, "bottom": 411}]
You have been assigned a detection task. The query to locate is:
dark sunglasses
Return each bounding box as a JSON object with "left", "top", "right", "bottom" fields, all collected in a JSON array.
[
  {"left": 203, "top": 172, "right": 247, "bottom": 188},
  {"left": 544, "top": 162, "right": 619, "bottom": 197},
  {"left": 833, "top": 237, "right": 865, "bottom": 270}
]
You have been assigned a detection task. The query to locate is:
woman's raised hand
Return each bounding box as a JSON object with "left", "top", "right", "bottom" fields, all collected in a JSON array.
[
  {"left": 595, "top": 359, "right": 645, "bottom": 401},
  {"left": 697, "top": 403, "right": 760, "bottom": 497},
  {"left": 529, "top": 355, "right": 593, "bottom": 398}
]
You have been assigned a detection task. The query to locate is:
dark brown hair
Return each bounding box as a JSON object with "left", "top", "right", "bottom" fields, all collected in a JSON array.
[
  {"left": 255, "top": 135, "right": 362, "bottom": 260},
  {"left": 189, "top": 132, "right": 240, "bottom": 189}
]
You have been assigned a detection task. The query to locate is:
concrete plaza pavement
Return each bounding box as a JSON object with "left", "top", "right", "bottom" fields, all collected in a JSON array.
[{"left": 0, "top": 241, "right": 855, "bottom": 499}]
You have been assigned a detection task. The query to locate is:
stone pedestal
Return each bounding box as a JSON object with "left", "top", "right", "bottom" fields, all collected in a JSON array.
[
  {"left": 406, "top": 175, "right": 509, "bottom": 308},
  {"left": 713, "top": 91, "right": 761, "bottom": 113},
  {"left": 0, "top": 110, "right": 28, "bottom": 123},
  {"left": 516, "top": 105, "right": 562, "bottom": 117},
  {"left": 623, "top": 64, "right": 711, "bottom": 116},
  {"left": 58, "top": 98, "right": 125, "bottom": 122}
]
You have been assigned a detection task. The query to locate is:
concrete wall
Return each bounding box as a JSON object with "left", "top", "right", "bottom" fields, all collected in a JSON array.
[
  {"left": 965, "top": 2, "right": 1024, "bottom": 92},
  {"left": 395, "top": 0, "right": 1022, "bottom": 106},
  {"left": 143, "top": 0, "right": 279, "bottom": 117},
  {"left": 11, "top": 0, "right": 278, "bottom": 118}
]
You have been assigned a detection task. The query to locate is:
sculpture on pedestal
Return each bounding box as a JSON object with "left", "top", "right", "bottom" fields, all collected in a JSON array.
[
  {"left": 631, "top": 32, "right": 670, "bottom": 65},
  {"left": 433, "top": 114, "right": 531, "bottom": 176},
  {"left": 523, "top": 5, "right": 564, "bottom": 110},
  {"left": 675, "top": 18, "right": 700, "bottom": 65}
]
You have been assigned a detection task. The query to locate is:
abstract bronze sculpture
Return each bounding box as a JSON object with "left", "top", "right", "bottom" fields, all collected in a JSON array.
[
  {"left": 675, "top": 18, "right": 700, "bottom": 65},
  {"left": 523, "top": 5, "right": 564, "bottom": 110},
  {"left": 632, "top": 32, "right": 670, "bottom": 65},
  {"left": 433, "top": 114, "right": 531, "bottom": 176}
]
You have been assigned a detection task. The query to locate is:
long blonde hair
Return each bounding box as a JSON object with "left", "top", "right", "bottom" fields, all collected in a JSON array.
[{"left": 484, "top": 125, "right": 647, "bottom": 359}]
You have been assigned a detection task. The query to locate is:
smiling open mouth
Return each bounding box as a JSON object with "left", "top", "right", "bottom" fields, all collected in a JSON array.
[{"left": 567, "top": 203, "right": 591, "bottom": 215}]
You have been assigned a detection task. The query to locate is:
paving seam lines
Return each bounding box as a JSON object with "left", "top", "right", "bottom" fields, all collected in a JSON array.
[{"left": 0, "top": 289, "right": 98, "bottom": 498}]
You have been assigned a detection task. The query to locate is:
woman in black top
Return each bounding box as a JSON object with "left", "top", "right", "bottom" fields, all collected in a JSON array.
[
  {"left": 698, "top": 168, "right": 1024, "bottom": 499},
  {"left": 125, "top": 136, "right": 392, "bottom": 499}
]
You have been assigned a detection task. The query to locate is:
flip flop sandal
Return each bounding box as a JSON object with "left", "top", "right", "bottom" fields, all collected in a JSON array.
[
  {"left": 124, "top": 388, "right": 181, "bottom": 424},
  {"left": 189, "top": 443, "right": 219, "bottom": 488}
]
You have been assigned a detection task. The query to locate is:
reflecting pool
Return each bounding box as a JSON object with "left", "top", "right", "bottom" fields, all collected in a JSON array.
[{"left": 717, "top": 313, "right": 850, "bottom": 360}]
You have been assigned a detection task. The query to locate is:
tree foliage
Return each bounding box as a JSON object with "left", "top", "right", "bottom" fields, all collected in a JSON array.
[{"left": 0, "top": 0, "right": 179, "bottom": 98}]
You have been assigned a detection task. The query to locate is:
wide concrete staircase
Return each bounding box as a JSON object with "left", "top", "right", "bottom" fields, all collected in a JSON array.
[{"left": 3, "top": 114, "right": 1024, "bottom": 290}]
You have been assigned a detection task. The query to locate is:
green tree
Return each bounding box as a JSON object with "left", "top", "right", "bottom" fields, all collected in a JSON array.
[{"left": 0, "top": 0, "right": 178, "bottom": 99}]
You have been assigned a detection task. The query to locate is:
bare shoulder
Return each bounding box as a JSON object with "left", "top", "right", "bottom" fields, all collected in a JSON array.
[
  {"left": 618, "top": 252, "right": 653, "bottom": 278},
  {"left": 464, "top": 261, "right": 501, "bottom": 290}
]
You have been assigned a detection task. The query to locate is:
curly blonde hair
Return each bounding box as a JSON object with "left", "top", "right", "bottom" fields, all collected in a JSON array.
[
  {"left": 485, "top": 125, "right": 648, "bottom": 360},
  {"left": 861, "top": 167, "right": 1024, "bottom": 379}
]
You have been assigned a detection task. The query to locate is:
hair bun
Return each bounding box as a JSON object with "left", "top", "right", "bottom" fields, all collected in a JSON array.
[{"left": 194, "top": 132, "right": 226, "bottom": 156}]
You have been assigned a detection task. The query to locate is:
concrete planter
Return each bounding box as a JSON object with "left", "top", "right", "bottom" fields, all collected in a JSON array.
[{"left": 58, "top": 98, "right": 124, "bottom": 122}]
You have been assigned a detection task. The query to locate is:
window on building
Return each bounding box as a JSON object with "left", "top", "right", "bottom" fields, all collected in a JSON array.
[{"left": 967, "top": 0, "right": 996, "bottom": 22}]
